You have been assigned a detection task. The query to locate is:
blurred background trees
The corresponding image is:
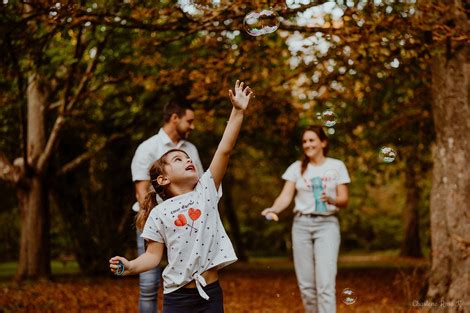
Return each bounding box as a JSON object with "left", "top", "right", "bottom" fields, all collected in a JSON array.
[{"left": 0, "top": 0, "right": 468, "bottom": 306}]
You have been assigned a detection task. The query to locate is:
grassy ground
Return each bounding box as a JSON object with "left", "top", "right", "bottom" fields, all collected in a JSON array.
[
  {"left": 0, "top": 261, "right": 80, "bottom": 278},
  {"left": 0, "top": 255, "right": 430, "bottom": 312}
]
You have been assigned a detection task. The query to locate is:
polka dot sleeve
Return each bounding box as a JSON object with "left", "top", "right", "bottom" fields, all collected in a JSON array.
[
  {"left": 196, "top": 170, "right": 221, "bottom": 202},
  {"left": 141, "top": 213, "right": 165, "bottom": 243}
]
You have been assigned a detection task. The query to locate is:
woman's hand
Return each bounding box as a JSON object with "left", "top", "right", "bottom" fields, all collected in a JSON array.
[
  {"left": 261, "top": 208, "right": 279, "bottom": 221},
  {"left": 229, "top": 80, "right": 252, "bottom": 111},
  {"left": 320, "top": 192, "right": 336, "bottom": 205},
  {"left": 109, "top": 256, "right": 131, "bottom": 276}
]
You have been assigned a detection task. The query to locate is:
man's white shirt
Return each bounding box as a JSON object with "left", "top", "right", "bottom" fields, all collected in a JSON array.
[{"left": 131, "top": 128, "right": 204, "bottom": 212}]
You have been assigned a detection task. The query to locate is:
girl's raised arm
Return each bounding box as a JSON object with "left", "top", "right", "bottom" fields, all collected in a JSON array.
[{"left": 209, "top": 80, "right": 252, "bottom": 189}]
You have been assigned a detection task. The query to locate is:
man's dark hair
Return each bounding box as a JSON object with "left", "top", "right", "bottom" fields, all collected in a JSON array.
[{"left": 162, "top": 100, "right": 194, "bottom": 123}]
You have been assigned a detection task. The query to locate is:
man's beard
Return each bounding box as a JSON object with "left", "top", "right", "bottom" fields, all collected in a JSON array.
[{"left": 177, "top": 128, "right": 190, "bottom": 140}]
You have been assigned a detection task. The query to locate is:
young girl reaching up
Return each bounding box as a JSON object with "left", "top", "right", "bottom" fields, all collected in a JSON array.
[{"left": 109, "top": 80, "right": 252, "bottom": 313}]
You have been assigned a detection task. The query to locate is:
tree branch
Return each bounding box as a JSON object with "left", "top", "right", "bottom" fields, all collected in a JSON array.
[
  {"left": 37, "top": 114, "right": 65, "bottom": 175},
  {"left": 72, "top": 2, "right": 324, "bottom": 33},
  {"left": 281, "top": 1, "right": 328, "bottom": 16},
  {"left": 57, "top": 133, "right": 126, "bottom": 176},
  {"left": 0, "top": 153, "right": 22, "bottom": 184},
  {"left": 59, "top": 26, "right": 85, "bottom": 114},
  {"left": 278, "top": 24, "right": 343, "bottom": 33},
  {"left": 66, "top": 35, "right": 107, "bottom": 112},
  {"left": 37, "top": 36, "right": 107, "bottom": 174}
]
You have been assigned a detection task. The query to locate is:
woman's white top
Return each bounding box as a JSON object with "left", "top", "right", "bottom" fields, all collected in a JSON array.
[
  {"left": 141, "top": 170, "right": 237, "bottom": 299},
  {"left": 282, "top": 158, "right": 350, "bottom": 215}
]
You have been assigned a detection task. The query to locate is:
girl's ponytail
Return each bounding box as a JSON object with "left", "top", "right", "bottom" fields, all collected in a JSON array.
[{"left": 136, "top": 190, "right": 157, "bottom": 231}]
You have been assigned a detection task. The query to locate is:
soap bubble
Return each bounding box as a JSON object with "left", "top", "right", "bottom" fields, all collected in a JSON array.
[
  {"left": 341, "top": 288, "right": 357, "bottom": 305},
  {"left": 243, "top": 9, "right": 280, "bottom": 37},
  {"left": 379, "top": 146, "right": 397, "bottom": 163},
  {"left": 321, "top": 109, "right": 336, "bottom": 127}
]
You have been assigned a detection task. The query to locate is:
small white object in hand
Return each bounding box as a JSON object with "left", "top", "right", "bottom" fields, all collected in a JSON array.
[{"left": 265, "top": 212, "right": 279, "bottom": 222}]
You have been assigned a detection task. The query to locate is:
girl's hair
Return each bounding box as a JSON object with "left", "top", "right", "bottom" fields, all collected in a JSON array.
[
  {"left": 135, "top": 149, "right": 189, "bottom": 231},
  {"left": 300, "top": 125, "right": 329, "bottom": 175}
]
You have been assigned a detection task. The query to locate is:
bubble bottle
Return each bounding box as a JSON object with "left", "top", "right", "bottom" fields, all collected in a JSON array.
[{"left": 311, "top": 177, "right": 327, "bottom": 212}]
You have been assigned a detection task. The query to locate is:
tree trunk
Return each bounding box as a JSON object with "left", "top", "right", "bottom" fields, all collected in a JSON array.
[
  {"left": 222, "top": 172, "right": 248, "bottom": 261},
  {"left": 16, "top": 177, "right": 50, "bottom": 279},
  {"left": 427, "top": 8, "right": 470, "bottom": 311},
  {"left": 15, "top": 73, "right": 51, "bottom": 279},
  {"left": 16, "top": 186, "right": 28, "bottom": 279},
  {"left": 400, "top": 156, "right": 423, "bottom": 258}
]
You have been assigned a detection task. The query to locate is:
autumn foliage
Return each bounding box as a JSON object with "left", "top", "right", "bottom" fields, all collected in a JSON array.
[{"left": 0, "top": 260, "right": 428, "bottom": 313}]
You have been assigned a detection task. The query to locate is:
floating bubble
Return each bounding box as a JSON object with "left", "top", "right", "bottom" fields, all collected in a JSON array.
[
  {"left": 327, "top": 128, "right": 335, "bottom": 135},
  {"left": 321, "top": 109, "right": 336, "bottom": 127},
  {"left": 243, "top": 9, "right": 280, "bottom": 37},
  {"left": 341, "top": 288, "right": 357, "bottom": 305},
  {"left": 379, "top": 146, "right": 397, "bottom": 163}
]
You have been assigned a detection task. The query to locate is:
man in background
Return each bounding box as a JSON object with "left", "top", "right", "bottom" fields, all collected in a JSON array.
[{"left": 131, "top": 101, "right": 204, "bottom": 313}]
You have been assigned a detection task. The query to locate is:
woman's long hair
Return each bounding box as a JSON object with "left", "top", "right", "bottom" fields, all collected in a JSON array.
[
  {"left": 135, "top": 149, "right": 188, "bottom": 231},
  {"left": 300, "top": 125, "right": 329, "bottom": 175}
]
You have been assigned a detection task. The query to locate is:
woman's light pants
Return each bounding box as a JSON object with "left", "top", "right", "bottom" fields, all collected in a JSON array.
[{"left": 292, "top": 215, "right": 340, "bottom": 313}]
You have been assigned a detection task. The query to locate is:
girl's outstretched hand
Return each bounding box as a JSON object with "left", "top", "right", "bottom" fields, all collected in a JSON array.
[
  {"left": 109, "top": 256, "right": 130, "bottom": 276},
  {"left": 229, "top": 80, "right": 253, "bottom": 111}
]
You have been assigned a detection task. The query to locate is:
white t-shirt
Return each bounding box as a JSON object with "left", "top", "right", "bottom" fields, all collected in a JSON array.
[
  {"left": 141, "top": 170, "right": 237, "bottom": 299},
  {"left": 130, "top": 128, "right": 204, "bottom": 212},
  {"left": 282, "top": 158, "right": 350, "bottom": 215}
]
